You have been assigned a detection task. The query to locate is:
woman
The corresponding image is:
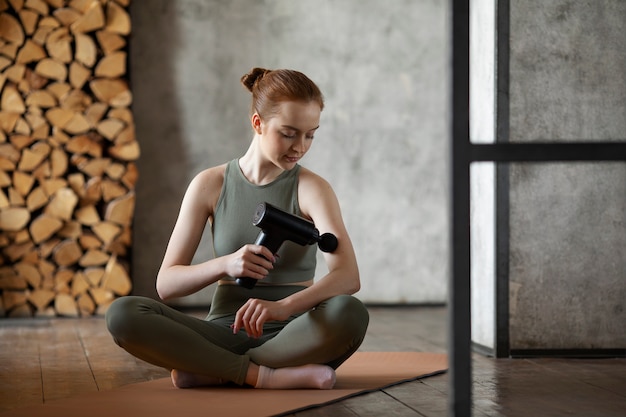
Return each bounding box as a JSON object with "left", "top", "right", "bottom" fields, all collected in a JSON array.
[{"left": 106, "top": 68, "right": 369, "bottom": 390}]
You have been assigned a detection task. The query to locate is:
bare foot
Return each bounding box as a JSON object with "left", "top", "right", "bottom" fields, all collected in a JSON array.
[
  {"left": 171, "top": 369, "right": 226, "bottom": 388},
  {"left": 255, "top": 364, "right": 336, "bottom": 390}
]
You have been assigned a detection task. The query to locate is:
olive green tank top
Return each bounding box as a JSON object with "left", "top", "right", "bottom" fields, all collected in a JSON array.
[{"left": 212, "top": 159, "right": 317, "bottom": 284}]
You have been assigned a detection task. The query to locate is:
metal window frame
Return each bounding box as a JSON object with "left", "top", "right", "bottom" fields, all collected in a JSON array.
[{"left": 449, "top": 0, "right": 626, "bottom": 415}]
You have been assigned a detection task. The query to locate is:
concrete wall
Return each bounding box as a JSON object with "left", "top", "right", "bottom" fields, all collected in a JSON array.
[
  {"left": 508, "top": 1, "right": 626, "bottom": 349},
  {"left": 128, "top": 1, "right": 450, "bottom": 305}
]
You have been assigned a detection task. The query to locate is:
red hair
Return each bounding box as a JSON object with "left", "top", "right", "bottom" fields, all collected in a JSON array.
[{"left": 241, "top": 68, "right": 324, "bottom": 119}]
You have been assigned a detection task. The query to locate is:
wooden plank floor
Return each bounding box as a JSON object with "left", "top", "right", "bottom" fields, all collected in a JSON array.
[{"left": 1, "top": 306, "right": 625, "bottom": 416}]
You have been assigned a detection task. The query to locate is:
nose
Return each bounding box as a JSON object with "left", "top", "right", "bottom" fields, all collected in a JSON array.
[{"left": 291, "top": 136, "right": 306, "bottom": 153}]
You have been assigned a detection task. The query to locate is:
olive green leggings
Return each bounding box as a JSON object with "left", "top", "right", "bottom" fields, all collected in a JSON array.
[{"left": 105, "top": 285, "right": 369, "bottom": 385}]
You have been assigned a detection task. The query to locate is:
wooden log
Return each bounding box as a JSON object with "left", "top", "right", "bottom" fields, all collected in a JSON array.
[
  {"left": 89, "top": 78, "right": 131, "bottom": 107},
  {"left": 44, "top": 0, "right": 65, "bottom": 9},
  {"left": 13, "top": 170, "right": 34, "bottom": 195},
  {"left": 92, "top": 221, "right": 120, "bottom": 245},
  {"left": 0, "top": 267, "right": 27, "bottom": 290},
  {"left": 64, "top": 112, "right": 90, "bottom": 134},
  {"left": 102, "top": 255, "right": 130, "bottom": 295},
  {"left": 25, "top": 0, "right": 48, "bottom": 15},
  {"left": 75, "top": 204, "right": 99, "bottom": 225},
  {"left": 78, "top": 232, "right": 101, "bottom": 250},
  {"left": 104, "top": 191, "right": 134, "bottom": 226},
  {"left": 120, "top": 161, "right": 137, "bottom": 189},
  {"left": 0, "top": 111, "right": 20, "bottom": 132},
  {"left": 45, "top": 106, "right": 74, "bottom": 128},
  {"left": 115, "top": 124, "right": 134, "bottom": 144},
  {"left": 88, "top": 287, "right": 112, "bottom": 306},
  {"left": 2, "top": 290, "right": 27, "bottom": 311},
  {"left": 76, "top": 292, "right": 95, "bottom": 316},
  {"left": 78, "top": 157, "right": 110, "bottom": 177},
  {"left": 26, "top": 89, "right": 56, "bottom": 107},
  {"left": 105, "top": 1, "right": 130, "bottom": 35},
  {"left": 50, "top": 147, "right": 68, "bottom": 177},
  {"left": 57, "top": 220, "right": 81, "bottom": 239},
  {"left": 69, "top": 61, "right": 90, "bottom": 89},
  {"left": 79, "top": 249, "right": 108, "bottom": 266},
  {"left": 38, "top": 259, "right": 55, "bottom": 281},
  {"left": 16, "top": 39, "right": 46, "bottom": 64},
  {"left": 28, "top": 288, "right": 55, "bottom": 311},
  {"left": 54, "top": 292, "right": 78, "bottom": 317},
  {"left": 0, "top": 144, "right": 19, "bottom": 162},
  {"left": 14, "top": 261, "right": 41, "bottom": 287},
  {"left": 52, "top": 239, "right": 82, "bottom": 267},
  {"left": 96, "top": 30, "right": 125, "bottom": 54},
  {"left": 74, "top": 32, "right": 97, "bottom": 67},
  {"left": 9, "top": 187, "right": 25, "bottom": 205},
  {"left": 41, "top": 177, "right": 67, "bottom": 196},
  {"left": 101, "top": 178, "right": 126, "bottom": 202},
  {"left": 94, "top": 51, "right": 125, "bottom": 78},
  {"left": 18, "top": 148, "right": 46, "bottom": 171},
  {"left": 65, "top": 134, "right": 102, "bottom": 156},
  {"left": 34, "top": 58, "right": 67, "bottom": 81},
  {"left": 109, "top": 140, "right": 139, "bottom": 161},
  {"left": 0, "top": 12, "right": 25, "bottom": 45},
  {"left": 104, "top": 161, "right": 125, "bottom": 180},
  {"left": 1, "top": 84, "right": 26, "bottom": 113},
  {"left": 4, "top": 241, "right": 34, "bottom": 262},
  {"left": 96, "top": 117, "right": 124, "bottom": 140},
  {"left": 46, "top": 27, "right": 72, "bottom": 63},
  {"left": 70, "top": 0, "right": 104, "bottom": 33},
  {"left": 30, "top": 213, "right": 63, "bottom": 243},
  {"left": 54, "top": 268, "right": 73, "bottom": 290},
  {"left": 45, "top": 187, "right": 78, "bottom": 220},
  {"left": 47, "top": 81, "right": 71, "bottom": 100},
  {"left": 84, "top": 267, "right": 103, "bottom": 286},
  {"left": 4, "top": 64, "right": 26, "bottom": 83},
  {"left": 60, "top": 89, "right": 92, "bottom": 112},
  {"left": 0, "top": 189, "right": 9, "bottom": 208},
  {"left": 53, "top": 7, "right": 81, "bottom": 27},
  {"left": 0, "top": 207, "right": 30, "bottom": 231},
  {"left": 18, "top": 8, "right": 38, "bottom": 35},
  {"left": 84, "top": 102, "right": 107, "bottom": 127},
  {"left": 26, "top": 187, "right": 49, "bottom": 213},
  {"left": 83, "top": 175, "right": 103, "bottom": 203},
  {"left": 10, "top": 133, "right": 35, "bottom": 150},
  {"left": 71, "top": 270, "right": 90, "bottom": 296}
]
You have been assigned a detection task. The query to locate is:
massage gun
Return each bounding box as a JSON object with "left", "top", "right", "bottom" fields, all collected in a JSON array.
[{"left": 236, "top": 202, "right": 338, "bottom": 289}]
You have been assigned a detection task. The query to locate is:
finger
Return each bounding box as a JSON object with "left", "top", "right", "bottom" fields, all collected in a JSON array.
[{"left": 253, "top": 245, "right": 277, "bottom": 263}]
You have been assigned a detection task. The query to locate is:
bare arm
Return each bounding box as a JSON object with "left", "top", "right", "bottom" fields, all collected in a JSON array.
[
  {"left": 280, "top": 168, "right": 361, "bottom": 312},
  {"left": 233, "top": 169, "right": 360, "bottom": 337},
  {"left": 156, "top": 166, "right": 275, "bottom": 300}
]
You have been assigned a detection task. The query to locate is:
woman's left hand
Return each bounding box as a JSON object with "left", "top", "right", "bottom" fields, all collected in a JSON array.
[{"left": 232, "top": 298, "right": 290, "bottom": 338}]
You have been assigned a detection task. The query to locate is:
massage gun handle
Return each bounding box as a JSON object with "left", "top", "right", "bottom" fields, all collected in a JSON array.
[{"left": 236, "top": 231, "right": 283, "bottom": 289}]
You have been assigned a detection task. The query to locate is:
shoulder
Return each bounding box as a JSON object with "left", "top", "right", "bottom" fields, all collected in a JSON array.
[
  {"left": 185, "top": 163, "right": 228, "bottom": 214},
  {"left": 297, "top": 166, "right": 338, "bottom": 219}
]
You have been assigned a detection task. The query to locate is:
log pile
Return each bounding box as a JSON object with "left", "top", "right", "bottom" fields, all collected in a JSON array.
[{"left": 0, "top": 0, "right": 136, "bottom": 317}]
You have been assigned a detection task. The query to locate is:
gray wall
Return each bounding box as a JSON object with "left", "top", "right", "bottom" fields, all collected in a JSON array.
[
  {"left": 507, "top": 1, "right": 626, "bottom": 349},
  {"left": 129, "top": 1, "right": 450, "bottom": 305}
]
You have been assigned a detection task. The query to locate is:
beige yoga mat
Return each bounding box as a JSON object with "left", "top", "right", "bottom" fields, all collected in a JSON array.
[{"left": 3, "top": 352, "right": 447, "bottom": 417}]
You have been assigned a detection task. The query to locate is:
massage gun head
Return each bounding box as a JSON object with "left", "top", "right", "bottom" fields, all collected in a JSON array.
[{"left": 253, "top": 202, "right": 338, "bottom": 252}]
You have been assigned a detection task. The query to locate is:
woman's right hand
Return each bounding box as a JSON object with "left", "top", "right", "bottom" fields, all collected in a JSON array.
[{"left": 225, "top": 244, "right": 276, "bottom": 281}]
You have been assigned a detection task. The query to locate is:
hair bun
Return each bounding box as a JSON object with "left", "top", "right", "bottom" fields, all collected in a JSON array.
[{"left": 241, "top": 68, "right": 271, "bottom": 92}]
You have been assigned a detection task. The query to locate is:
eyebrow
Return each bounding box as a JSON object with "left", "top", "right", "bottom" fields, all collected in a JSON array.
[{"left": 281, "top": 124, "right": 320, "bottom": 132}]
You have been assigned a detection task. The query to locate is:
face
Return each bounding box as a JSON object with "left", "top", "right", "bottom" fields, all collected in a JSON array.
[{"left": 253, "top": 101, "right": 321, "bottom": 170}]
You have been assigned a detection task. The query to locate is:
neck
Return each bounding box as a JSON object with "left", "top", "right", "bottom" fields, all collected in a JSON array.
[{"left": 239, "top": 136, "right": 285, "bottom": 185}]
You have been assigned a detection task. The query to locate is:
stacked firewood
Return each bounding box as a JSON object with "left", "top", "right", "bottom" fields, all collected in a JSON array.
[{"left": 0, "top": 0, "right": 136, "bottom": 317}]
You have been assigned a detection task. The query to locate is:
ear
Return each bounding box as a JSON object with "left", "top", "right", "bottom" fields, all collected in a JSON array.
[{"left": 251, "top": 113, "right": 263, "bottom": 134}]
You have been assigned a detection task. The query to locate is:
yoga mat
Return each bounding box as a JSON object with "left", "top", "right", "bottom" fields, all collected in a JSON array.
[{"left": 2, "top": 352, "right": 447, "bottom": 417}]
